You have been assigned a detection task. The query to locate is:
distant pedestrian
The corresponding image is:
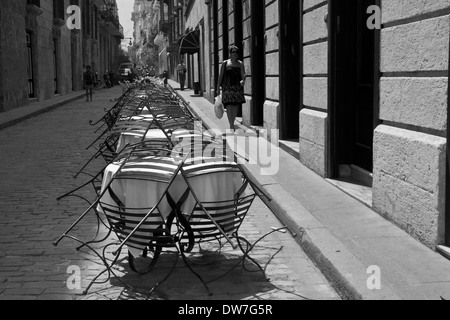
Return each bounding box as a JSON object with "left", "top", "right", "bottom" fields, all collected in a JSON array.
[
  {"left": 127, "top": 70, "right": 136, "bottom": 83},
  {"left": 149, "top": 66, "right": 156, "bottom": 77},
  {"left": 83, "top": 65, "right": 95, "bottom": 102},
  {"left": 217, "top": 45, "right": 246, "bottom": 130},
  {"left": 108, "top": 69, "right": 115, "bottom": 86},
  {"left": 177, "top": 60, "right": 187, "bottom": 90}
]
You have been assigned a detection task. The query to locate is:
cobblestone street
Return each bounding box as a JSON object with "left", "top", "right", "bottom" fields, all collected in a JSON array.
[{"left": 0, "top": 87, "right": 339, "bottom": 301}]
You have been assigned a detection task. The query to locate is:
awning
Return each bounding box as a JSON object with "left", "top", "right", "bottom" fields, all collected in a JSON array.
[{"left": 178, "top": 29, "right": 200, "bottom": 55}]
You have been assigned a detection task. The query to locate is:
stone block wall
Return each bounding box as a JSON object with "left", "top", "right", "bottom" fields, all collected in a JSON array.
[
  {"left": 300, "top": 109, "right": 328, "bottom": 177},
  {"left": 373, "top": 0, "right": 449, "bottom": 247},
  {"left": 373, "top": 126, "right": 446, "bottom": 247},
  {"left": 301, "top": 0, "right": 329, "bottom": 177},
  {"left": 0, "top": 0, "right": 122, "bottom": 113}
]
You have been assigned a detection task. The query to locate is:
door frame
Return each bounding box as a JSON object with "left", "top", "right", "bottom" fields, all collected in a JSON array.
[
  {"left": 250, "top": 0, "right": 265, "bottom": 126},
  {"left": 328, "top": 0, "right": 380, "bottom": 178},
  {"left": 233, "top": 0, "right": 243, "bottom": 57},
  {"left": 234, "top": 0, "right": 243, "bottom": 116},
  {"left": 213, "top": 0, "right": 220, "bottom": 93},
  {"left": 446, "top": 27, "right": 450, "bottom": 246},
  {"left": 279, "top": 0, "right": 301, "bottom": 140}
]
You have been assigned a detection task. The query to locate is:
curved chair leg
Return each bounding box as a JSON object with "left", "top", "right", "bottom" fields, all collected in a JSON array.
[
  {"left": 205, "top": 236, "right": 264, "bottom": 285},
  {"left": 116, "top": 251, "right": 180, "bottom": 298},
  {"left": 76, "top": 227, "right": 112, "bottom": 252},
  {"left": 83, "top": 242, "right": 123, "bottom": 295},
  {"left": 75, "top": 206, "right": 111, "bottom": 252},
  {"left": 127, "top": 245, "right": 161, "bottom": 275},
  {"left": 145, "top": 251, "right": 180, "bottom": 297},
  {"left": 206, "top": 227, "right": 288, "bottom": 285},
  {"left": 236, "top": 227, "right": 288, "bottom": 277},
  {"left": 184, "top": 237, "right": 223, "bottom": 266},
  {"left": 83, "top": 267, "right": 110, "bottom": 295},
  {"left": 235, "top": 235, "right": 266, "bottom": 276},
  {"left": 56, "top": 193, "right": 109, "bottom": 252}
]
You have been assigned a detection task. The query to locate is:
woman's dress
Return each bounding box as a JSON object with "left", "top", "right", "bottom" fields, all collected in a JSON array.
[{"left": 221, "top": 63, "right": 245, "bottom": 106}]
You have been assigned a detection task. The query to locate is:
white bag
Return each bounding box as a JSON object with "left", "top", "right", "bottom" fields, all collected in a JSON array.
[{"left": 214, "top": 95, "right": 224, "bottom": 119}]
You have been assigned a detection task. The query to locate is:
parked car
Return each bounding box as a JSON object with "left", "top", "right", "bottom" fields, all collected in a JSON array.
[{"left": 119, "top": 63, "right": 134, "bottom": 79}]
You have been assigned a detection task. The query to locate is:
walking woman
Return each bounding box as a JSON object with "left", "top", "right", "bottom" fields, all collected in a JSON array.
[{"left": 217, "top": 45, "right": 246, "bottom": 131}]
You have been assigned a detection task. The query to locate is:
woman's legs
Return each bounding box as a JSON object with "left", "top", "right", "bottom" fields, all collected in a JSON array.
[{"left": 226, "top": 105, "right": 239, "bottom": 130}]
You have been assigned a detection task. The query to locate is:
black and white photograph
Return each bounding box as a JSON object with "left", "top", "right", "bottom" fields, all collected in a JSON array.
[{"left": 0, "top": 0, "right": 449, "bottom": 305}]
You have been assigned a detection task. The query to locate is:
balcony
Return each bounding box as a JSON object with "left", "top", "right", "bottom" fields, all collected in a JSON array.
[{"left": 99, "top": 5, "right": 123, "bottom": 38}]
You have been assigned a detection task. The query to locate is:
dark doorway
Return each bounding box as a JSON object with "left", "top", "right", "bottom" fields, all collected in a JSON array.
[
  {"left": 329, "top": 0, "right": 378, "bottom": 180},
  {"left": 250, "top": 0, "right": 265, "bottom": 126},
  {"left": 213, "top": 0, "right": 220, "bottom": 93},
  {"left": 446, "top": 28, "right": 450, "bottom": 246},
  {"left": 222, "top": 0, "right": 229, "bottom": 60},
  {"left": 279, "top": 0, "right": 300, "bottom": 140}
]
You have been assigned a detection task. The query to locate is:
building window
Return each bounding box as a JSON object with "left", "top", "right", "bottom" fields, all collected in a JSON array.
[
  {"left": 83, "top": 1, "right": 91, "bottom": 35},
  {"left": 94, "top": 5, "right": 98, "bottom": 39},
  {"left": 91, "top": 4, "right": 95, "bottom": 39},
  {"left": 222, "top": 0, "right": 229, "bottom": 60},
  {"left": 53, "top": 39, "right": 59, "bottom": 94},
  {"left": 26, "top": 31, "right": 35, "bottom": 98},
  {"left": 27, "top": 0, "right": 41, "bottom": 7},
  {"left": 53, "top": 0, "right": 65, "bottom": 20}
]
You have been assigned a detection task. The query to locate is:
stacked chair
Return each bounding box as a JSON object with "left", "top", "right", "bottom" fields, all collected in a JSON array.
[{"left": 54, "top": 78, "right": 285, "bottom": 297}]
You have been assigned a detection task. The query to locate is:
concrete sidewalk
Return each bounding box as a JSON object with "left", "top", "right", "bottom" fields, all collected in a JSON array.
[
  {"left": 169, "top": 79, "right": 450, "bottom": 300},
  {"left": 0, "top": 91, "right": 86, "bottom": 130}
]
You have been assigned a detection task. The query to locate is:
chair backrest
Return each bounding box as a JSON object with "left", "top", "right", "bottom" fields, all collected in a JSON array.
[
  {"left": 98, "top": 150, "right": 190, "bottom": 254},
  {"left": 98, "top": 133, "right": 121, "bottom": 163},
  {"left": 179, "top": 160, "right": 255, "bottom": 247},
  {"left": 110, "top": 117, "right": 156, "bottom": 135},
  {"left": 179, "top": 194, "right": 255, "bottom": 247},
  {"left": 100, "top": 202, "right": 172, "bottom": 252}
]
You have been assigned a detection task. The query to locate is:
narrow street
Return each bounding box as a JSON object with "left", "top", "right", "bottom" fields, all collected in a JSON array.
[{"left": 0, "top": 87, "right": 340, "bottom": 301}]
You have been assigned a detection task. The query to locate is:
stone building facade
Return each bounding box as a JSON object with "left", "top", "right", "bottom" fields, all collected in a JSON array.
[
  {"left": 0, "top": 0, "right": 123, "bottom": 113},
  {"left": 131, "top": 0, "right": 159, "bottom": 71},
  {"left": 130, "top": 0, "right": 185, "bottom": 79},
  {"left": 181, "top": 0, "right": 449, "bottom": 249}
]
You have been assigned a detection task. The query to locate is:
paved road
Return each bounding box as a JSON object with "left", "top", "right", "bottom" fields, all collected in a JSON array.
[{"left": 0, "top": 86, "right": 340, "bottom": 300}]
